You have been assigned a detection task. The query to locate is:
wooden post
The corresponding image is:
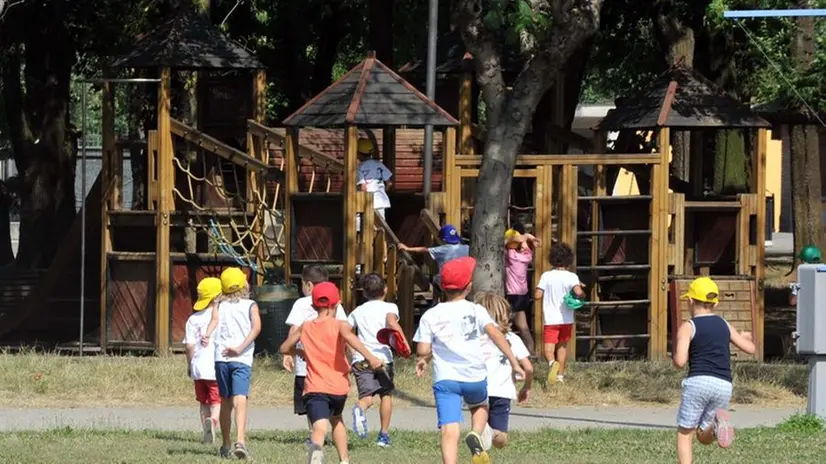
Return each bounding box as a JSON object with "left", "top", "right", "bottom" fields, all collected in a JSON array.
[
  {"left": 250, "top": 69, "right": 267, "bottom": 286},
  {"left": 343, "top": 125, "right": 359, "bottom": 310},
  {"left": 397, "top": 263, "right": 415, "bottom": 342},
  {"left": 560, "top": 165, "right": 578, "bottom": 359},
  {"left": 363, "top": 193, "right": 375, "bottom": 275},
  {"left": 669, "top": 193, "right": 686, "bottom": 275},
  {"left": 99, "top": 75, "right": 115, "bottom": 351},
  {"left": 648, "top": 128, "right": 670, "bottom": 360},
  {"left": 147, "top": 131, "right": 158, "bottom": 210},
  {"left": 752, "top": 128, "right": 768, "bottom": 360},
  {"left": 458, "top": 72, "right": 474, "bottom": 155},
  {"left": 284, "top": 127, "right": 300, "bottom": 285},
  {"left": 386, "top": 245, "right": 398, "bottom": 299},
  {"left": 113, "top": 146, "right": 123, "bottom": 209},
  {"left": 382, "top": 127, "right": 396, "bottom": 175},
  {"left": 155, "top": 67, "right": 172, "bottom": 354},
  {"left": 442, "top": 128, "right": 461, "bottom": 230},
  {"left": 589, "top": 164, "right": 606, "bottom": 360},
  {"left": 533, "top": 165, "right": 554, "bottom": 355}
]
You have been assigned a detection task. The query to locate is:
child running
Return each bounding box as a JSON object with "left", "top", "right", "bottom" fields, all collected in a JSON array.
[
  {"left": 534, "top": 242, "right": 585, "bottom": 384},
  {"left": 280, "top": 282, "right": 385, "bottom": 464},
  {"left": 284, "top": 265, "right": 348, "bottom": 445},
  {"left": 348, "top": 273, "right": 408, "bottom": 447},
  {"left": 673, "top": 276, "right": 755, "bottom": 464},
  {"left": 474, "top": 292, "right": 534, "bottom": 451},
  {"left": 414, "top": 257, "right": 525, "bottom": 464},
  {"left": 183, "top": 277, "right": 222, "bottom": 444},
  {"left": 202, "top": 267, "right": 261, "bottom": 460},
  {"left": 504, "top": 224, "right": 540, "bottom": 355}
]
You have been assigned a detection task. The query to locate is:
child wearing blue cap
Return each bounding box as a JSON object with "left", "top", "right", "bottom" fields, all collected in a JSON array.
[{"left": 399, "top": 224, "right": 469, "bottom": 293}]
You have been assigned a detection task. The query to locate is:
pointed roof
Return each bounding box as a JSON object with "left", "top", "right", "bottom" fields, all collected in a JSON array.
[
  {"left": 109, "top": 11, "right": 263, "bottom": 70},
  {"left": 282, "top": 52, "right": 459, "bottom": 128},
  {"left": 598, "top": 65, "right": 770, "bottom": 130}
]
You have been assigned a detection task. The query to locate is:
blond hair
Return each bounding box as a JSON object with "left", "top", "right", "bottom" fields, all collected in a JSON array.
[
  {"left": 473, "top": 291, "right": 511, "bottom": 334},
  {"left": 215, "top": 284, "right": 252, "bottom": 304}
]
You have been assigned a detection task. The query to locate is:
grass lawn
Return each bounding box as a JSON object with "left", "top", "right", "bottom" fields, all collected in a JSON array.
[
  {"left": 0, "top": 422, "right": 824, "bottom": 463},
  {"left": 0, "top": 352, "right": 807, "bottom": 408}
]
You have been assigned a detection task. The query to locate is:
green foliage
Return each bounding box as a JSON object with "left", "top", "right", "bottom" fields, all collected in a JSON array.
[
  {"left": 777, "top": 413, "right": 825, "bottom": 434},
  {"left": 483, "top": 0, "right": 553, "bottom": 50}
]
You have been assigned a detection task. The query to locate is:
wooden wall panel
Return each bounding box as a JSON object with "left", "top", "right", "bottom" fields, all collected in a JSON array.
[
  {"left": 107, "top": 259, "right": 155, "bottom": 343},
  {"left": 292, "top": 196, "right": 344, "bottom": 262}
]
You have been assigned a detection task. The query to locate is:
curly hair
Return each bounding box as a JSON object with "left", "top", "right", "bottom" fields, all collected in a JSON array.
[
  {"left": 216, "top": 285, "right": 252, "bottom": 304},
  {"left": 549, "top": 242, "right": 575, "bottom": 268},
  {"left": 473, "top": 291, "right": 511, "bottom": 334}
]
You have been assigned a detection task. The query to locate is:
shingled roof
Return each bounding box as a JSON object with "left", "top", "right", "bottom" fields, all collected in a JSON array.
[
  {"left": 282, "top": 52, "right": 459, "bottom": 128},
  {"left": 598, "top": 65, "right": 770, "bottom": 130},
  {"left": 109, "top": 11, "right": 263, "bottom": 70}
]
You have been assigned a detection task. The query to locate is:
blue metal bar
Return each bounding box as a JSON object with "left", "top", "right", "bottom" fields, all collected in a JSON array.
[{"left": 724, "top": 9, "right": 826, "bottom": 18}]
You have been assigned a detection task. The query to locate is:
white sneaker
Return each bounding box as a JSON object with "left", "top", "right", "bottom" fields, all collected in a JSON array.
[
  {"left": 480, "top": 424, "right": 493, "bottom": 451},
  {"left": 201, "top": 418, "right": 214, "bottom": 444},
  {"left": 557, "top": 375, "right": 564, "bottom": 383}
]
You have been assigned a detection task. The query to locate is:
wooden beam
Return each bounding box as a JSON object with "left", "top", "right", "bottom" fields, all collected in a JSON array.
[
  {"left": 284, "top": 128, "right": 300, "bottom": 285},
  {"left": 559, "top": 165, "right": 578, "bottom": 360},
  {"left": 459, "top": 72, "right": 474, "bottom": 155},
  {"left": 362, "top": 192, "right": 375, "bottom": 276},
  {"left": 669, "top": 193, "right": 686, "bottom": 275},
  {"left": 99, "top": 75, "right": 115, "bottom": 352},
  {"left": 250, "top": 70, "right": 267, "bottom": 286},
  {"left": 753, "top": 128, "right": 768, "bottom": 360},
  {"left": 247, "top": 121, "right": 344, "bottom": 173},
  {"left": 147, "top": 131, "right": 158, "bottom": 210},
  {"left": 444, "top": 128, "right": 460, "bottom": 230},
  {"left": 155, "top": 67, "right": 172, "bottom": 355},
  {"left": 459, "top": 168, "right": 538, "bottom": 178},
  {"left": 589, "top": 160, "right": 607, "bottom": 360},
  {"left": 420, "top": 209, "right": 443, "bottom": 241},
  {"left": 343, "top": 125, "right": 359, "bottom": 309},
  {"left": 533, "top": 165, "right": 554, "bottom": 355},
  {"left": 397, "top": 263, "right": 415, "bottom": 342},
  {"left": 454, "top": 153, "right": 662, "bottom": 167},
  {"left": 170, "top": 118, "right": 267, "bottom": 171},
  {"left": 648, "top": 128, "right": 670, "bottom": 361}
]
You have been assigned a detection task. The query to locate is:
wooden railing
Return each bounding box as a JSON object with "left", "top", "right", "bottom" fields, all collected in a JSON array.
[
  {"left": 247, "top": 120, "right": 344, "bottom": 173},
  {"left": 171, "top": 118, "right": 268, "bottom": 171}
]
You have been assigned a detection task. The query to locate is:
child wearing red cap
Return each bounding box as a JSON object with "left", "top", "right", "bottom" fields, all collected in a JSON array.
[
  {"left": 348, "top": 273, "right": 409, "bottom": 447},
  {"left": 413, "top": 257, "right": 526, "bottom": 464},
  {"left": 280, "top": 282, "right": 384, "bottom": 464}
]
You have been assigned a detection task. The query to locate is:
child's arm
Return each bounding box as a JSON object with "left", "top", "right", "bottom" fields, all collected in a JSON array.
[
  {"left": 728, "top": 322, "right": 756, "bottom": 355},
  {"left": 201, "top": 305, "right": 219, "bottom": 347},
  {"left": 339, "top": 322, "right": 384, "bottom": 370},
  {"left": 398, "top": 243, "right": 428, "bottom": 253},
  {"left": 517, "top": 357, "right": 534, "bottom": 404},
  {"left": 279, "top": 325, "right": 303, "bottom": 359},
  {"left": 385, "top": 312, "right": 409, "bottom": 346},
  {"left": 484, "top": 324, "right": 526, "bottom": 379},
  {"left": 672, "top": 321, "right": 692, "bottom": 369},
  {"left": 222, "top": 303, "right": 262, "bottom": 357},
  {"left": 415, "top": 342, "right": 432, "bottom": 377},
  {"left": 533, "top": 288, "right": 544, "bottom": 300},
  {"left": 572, "top": 284, "right": 586, "bottom": 298}
]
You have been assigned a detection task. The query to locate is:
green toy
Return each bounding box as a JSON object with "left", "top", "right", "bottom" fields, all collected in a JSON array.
[
  {"left": 563, "top": 290, "right": 586, "bottom": 311},
  {"left": 799, "top": 245, "right": 822, "bottom": 264}
]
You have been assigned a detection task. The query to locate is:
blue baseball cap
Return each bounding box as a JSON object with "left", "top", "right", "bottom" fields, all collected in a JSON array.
[{"left": 439, "top": 224, "right": 461, "bottom": 244}]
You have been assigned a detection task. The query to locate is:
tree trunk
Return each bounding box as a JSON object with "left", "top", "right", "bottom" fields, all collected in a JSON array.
[
  {"left": 789, "top": 125, "right": 822, "bottom": 251},
  {"left": 311, "top": 5, "right": 349, "bottom": 95},
  {"left": 370, "top": 0, "right": 394, "bottom": 64}
]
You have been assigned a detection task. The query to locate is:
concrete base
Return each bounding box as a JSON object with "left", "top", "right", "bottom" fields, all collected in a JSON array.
[{"left": 807, "top": 356, "right": 826, "bottom": 419}]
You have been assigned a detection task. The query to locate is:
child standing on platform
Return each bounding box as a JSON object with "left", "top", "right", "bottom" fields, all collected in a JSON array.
[
  {"left": 673, "top": 277, "right": 755, "bottom": 464},
  {"left": 203, "top": 267, "right": 261, "bottom": 460},
  {"left": 184, "top": 277, "right": 223, "bottom": 444},
  {"left": 356, "top": 137, "right": 394, "bottom": 220},
  {"left": 534, "top": 243, "right": 585, "bottom": 384},
  {"left": 280, "top": 282, "right": 385, "bottom": 464},
  {"left": 504, "top": 224, "right": 540, "bottom": 355},
  {"left": 414, "top": 257, "right": 525, "bottom": 464},
  {"left": 474, "top": 292, "right": 533, "bottom": 451},
  {"left": 348, "top": 273, "right": 408, "bottom": 447},
  {"left": 284, "top": 265, "right": 348, "bottom": 445}
]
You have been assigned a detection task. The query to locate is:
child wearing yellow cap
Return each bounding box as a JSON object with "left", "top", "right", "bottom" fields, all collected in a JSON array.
[
  {"left": 504, "top": 224, "right": 540, "bottom": 356},
  {"left": 673, "top": 276, "right": 756, "bottom": 464},
  {"left": 356, "top": 137, "right": 394, "bottom": 220},
  {"left": 183, "top": 277, "right": 222, "bottom": 445}
]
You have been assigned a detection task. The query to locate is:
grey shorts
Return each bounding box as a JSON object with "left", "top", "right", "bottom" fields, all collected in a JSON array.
[
  {"left": 677, "top": 375, "right": 733, "bottom": 430},
  {"left": 352, "top": 362, "right": 395, "bottom": 399}
]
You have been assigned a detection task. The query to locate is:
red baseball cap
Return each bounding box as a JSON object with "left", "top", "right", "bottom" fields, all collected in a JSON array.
[
  {"left": 377, "top": 328, "right": 412, "bottom": 359},
  {"left": 312, "top": 282, "right": 340, "bottom": 309},
  {"left": 440, "top": 256, "right": 476, "bottom": 290}
]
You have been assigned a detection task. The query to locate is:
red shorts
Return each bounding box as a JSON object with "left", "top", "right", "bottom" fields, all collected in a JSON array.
[
  {"left": 194, "top": 379, "right": 221, "bottom": 405},
  {"left": 543, "top": 324, "right": 573, "bottom": 344}
]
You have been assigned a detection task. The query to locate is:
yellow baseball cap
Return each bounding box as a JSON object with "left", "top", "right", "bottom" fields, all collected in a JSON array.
[
  {"left": 681, "top": 276, "right": 719, "bottom": 304},
  {"left": 220, "top": 267, "right": 247, "bottom": 293},
  {"left": 194, "top": 277, "right": 221, "bottom": 311},
  {"left": 504, "top": 229, "right": 518, "bottom": 241},
  {"left": 357, "top": 138, "right": 374, "bottom": 155}
]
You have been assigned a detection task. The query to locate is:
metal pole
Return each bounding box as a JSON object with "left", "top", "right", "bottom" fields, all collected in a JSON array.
[
  {"left": 724, "top": 9, "right": 826, "bottom": 18},
  {"left": 79, "top": 82, "right": 88, "bottom": 356},
  {"left": 423, "top": 0, "right": 438, "bottom": 196}
]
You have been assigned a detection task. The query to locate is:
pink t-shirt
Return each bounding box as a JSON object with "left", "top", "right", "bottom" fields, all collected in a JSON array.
[{"left": 505, "top": 248, "right": 533, "bottom": 295}]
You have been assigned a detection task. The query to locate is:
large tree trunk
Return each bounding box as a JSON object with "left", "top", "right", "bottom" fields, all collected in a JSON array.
[{"left": 369, "top": 0, "right": 394, "bottom": 64}]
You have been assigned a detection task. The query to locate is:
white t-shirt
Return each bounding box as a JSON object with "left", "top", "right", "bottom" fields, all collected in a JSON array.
[
  {"left": 347, "top": 300, "right": 400, "bottom": 365},
  {"left": 357, "top": 159, "right": 392, "bottom": 210},
  {"left": 482, "top": 331, "right": 530, "bottom": 400},
  {"left": 285, "top": 295, "right": 347, "bottom": 376},
  {"left": 536, "top": 269, "right": 581, "bottom": 325},
  {"left": 213, "top": 298, "right": 257, "bottom": 366},
  {"left": 183, "top": 310, "right": 216, "bottom": 381},
  {"left": 413, "top": 300, "right": 495, "bottom": 383}
]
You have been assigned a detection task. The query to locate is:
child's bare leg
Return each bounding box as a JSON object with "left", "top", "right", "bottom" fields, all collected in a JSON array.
[
  {"left": 440, "top": 423, "right": 460, "bottom": 464},
  {"left": 543, "top": 342, "right": 557, "bottom": 363},
  {"left": 492, "top": 430, "right": 508, "bottom": 449},
  {"left": 330, "top": 415, "right": 349, "bottom": 462},
  {"left": 557, "top": 341, "right": 568, "bottom": 375},
  {"left": 199, "top": 404, "right": 211, "bottom": 424},
  {"left": 310, "top": 419, "right": 329, "bottom": 446},
  {"left": 379, "top": 394, "right": 392, "bottom": 434},
  {"left": 233, "top": 395, "right": 248, "bottom": 444},
  {"left": 514, "top": 312, "right": 535, "bottom": 356},
  {"left": 469, "top": 405, "right": 489, "bottom": 434},
  {"left": 677, "top": 427, "right": 694, "bottom": 464},
  {"left": 210, "top": 404, "right": 220, "bottom": 425},
  {"left": 696, "top": 426, "right": 715, "bottom": 445},
  {"left": 219, "top": 397, "right": 233, "bottom": 447},
  {"left": 357, "top": 395, "right": 373, "bottom": 412}
]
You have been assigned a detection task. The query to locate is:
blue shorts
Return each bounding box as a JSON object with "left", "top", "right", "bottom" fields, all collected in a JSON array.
[
  {"left": 433, "top": 379, "right": 488, "bottom": 427},
  {"left": 215, "top": 362, "right": 252, "bottom": 398},
  {"left": 488, "top": 396, "right": 512, "bottom": 432}
]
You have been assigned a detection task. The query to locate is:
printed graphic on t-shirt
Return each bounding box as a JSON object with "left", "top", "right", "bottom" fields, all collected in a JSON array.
[{"left": 462, "top": 314, "right": 479, "bottom": 341}]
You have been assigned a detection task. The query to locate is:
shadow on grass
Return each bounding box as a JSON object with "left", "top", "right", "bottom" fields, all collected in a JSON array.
[{"left": 166, "top": 447, "right": 218, "bottom": 457}]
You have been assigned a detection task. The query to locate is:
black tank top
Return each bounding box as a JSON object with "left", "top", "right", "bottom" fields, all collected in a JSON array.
[{"left": 687, "top": 314, "right": 732, "bottom": 382}]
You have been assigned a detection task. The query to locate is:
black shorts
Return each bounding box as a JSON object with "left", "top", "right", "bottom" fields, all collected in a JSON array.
[
  {"left": 294, "top": 376, "right": 306, "bottom": 415},
  {"left": 303, "top": 393, "right": 347, "bottom": 425},
  {"left": 352, "top": 362, "right": 395, "bottom": 399},
  {"left": 506, "top": 294, "right": 531, "bottom": 312},
  {"left": 488, "top": 396, "right": 512, "bottom": 432}
]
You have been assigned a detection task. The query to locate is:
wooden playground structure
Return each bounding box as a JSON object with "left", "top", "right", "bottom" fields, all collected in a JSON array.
[{"left": 0, "top": 14, "right": 773, "bottom": 362}]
